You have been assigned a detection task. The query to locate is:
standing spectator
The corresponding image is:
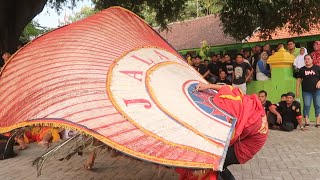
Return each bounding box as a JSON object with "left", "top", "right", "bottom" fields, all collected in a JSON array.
[
  {"left": 217, "top": 54, "right": 222, "bottom": 62},
  {"left": 242, "top": 49, "right": 251, "bottom": 60},
  {"left": 294, "top": 47, "right": 308, "bottom": 69},
  {"left": 202, "top": 59, "right": 209, "bottom": 67},
  {"left": 293, "top": 47, "right": 308, "bottom": 78},
  {"left": 256, "top": 52, "right": 271, "bottom": 81},
  {"left": 232, "top": 53, "right": 253, "bottom": 94},
  {"left": 287, "top": 39, "right": 300, "bottom": 57},
  {"left": 251, "top": 45, "right": 262, "bottom": 80},
  {"left": 192, "top": 56, "right": 210, "bottom": 79},
  {"left": 207, "top": 54, "right": 221, "bottom": 83},
  {"left": 262, "top": 43, "right": 272, "bottom": 56},
  {"left": 241, "top": 49, "right": 251, "bottom": 65},
  {"left": 310, "top": 41, "right": 320, "bottom": 67},
  {"left": 221, "top": 54, "right": 233, "bottom": 82},
  {"left": 215, "top": 70, "right": 231, "bottom": 85},
  {"left": 277, "top": 43, "right": 285, "bottom": 51},
  {"left": 296, "top": 54, "right": 320, "bottom": 127}
]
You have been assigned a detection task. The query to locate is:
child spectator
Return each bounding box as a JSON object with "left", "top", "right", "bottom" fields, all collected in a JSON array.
[{"left": 215, "top": 70, "right": 231, "bottom": 85}]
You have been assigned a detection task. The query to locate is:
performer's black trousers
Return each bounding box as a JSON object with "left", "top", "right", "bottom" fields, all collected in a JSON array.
[{"left": 218, "top": 145, "right": 239, "bottom": 180}]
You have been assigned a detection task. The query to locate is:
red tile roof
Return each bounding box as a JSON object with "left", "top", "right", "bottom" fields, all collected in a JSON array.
[
  {"left": 247, "top": 25, "right": 320, "bottom": 42},
  {"left": 156, "top": 15, "right": 320, "bottom": 50},
  {"left": 156, "top": 15, "right": 240, "bottom": 50}
]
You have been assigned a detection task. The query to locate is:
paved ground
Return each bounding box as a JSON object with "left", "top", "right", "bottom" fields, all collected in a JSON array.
[{"left": 1, "top": 125, "right": 320, "bottom": 180}]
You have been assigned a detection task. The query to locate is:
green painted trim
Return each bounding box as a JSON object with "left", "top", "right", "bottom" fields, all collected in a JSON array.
[{"left": 178, "top": 35, "right": 320, "bottom": 55}]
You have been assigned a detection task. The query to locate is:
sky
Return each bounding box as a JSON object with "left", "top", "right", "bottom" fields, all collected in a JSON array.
[{"left": 34, "top": 0, "right": 93, "bottom": 28}]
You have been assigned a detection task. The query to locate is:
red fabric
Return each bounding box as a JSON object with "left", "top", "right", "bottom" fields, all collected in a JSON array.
[
  {"left": 233, "top": 117, "right": 267, "bottom": 163},
  {"left": 212, "top": 86, "right": 267, "bottom": 163},
  {"left": 175, "top": 168, "right": 217, "bottom": 180},
  {"left": 213, "top": 86, "right": 265, "bottom": 145},
  {"left": 25, "top": 131, "right": 37, "bottom": 142},
  {"left": 175, "top": 86, "right": 268, "bottom": 178},
  {"left": 311, "top": 50, "right": 320, "bottom": 67}
]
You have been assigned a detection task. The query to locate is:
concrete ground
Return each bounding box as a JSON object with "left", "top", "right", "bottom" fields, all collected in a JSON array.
[{"left": 1, "top": 125, "right": 320, "bottom": 180}]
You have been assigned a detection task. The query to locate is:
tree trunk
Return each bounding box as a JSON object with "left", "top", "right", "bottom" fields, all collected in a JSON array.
[{"left": 0, "top": 0, "right": 48, "bottom": 53}]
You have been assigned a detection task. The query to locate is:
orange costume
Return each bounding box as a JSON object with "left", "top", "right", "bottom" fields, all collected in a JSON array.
[{"left": 24, "top": 126, "right": 61, "bottom": 143}]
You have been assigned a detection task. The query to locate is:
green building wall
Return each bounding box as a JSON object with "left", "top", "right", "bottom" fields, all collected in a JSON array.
[{"left": 247, "top": 63, "right": 316, "bottom": 121}]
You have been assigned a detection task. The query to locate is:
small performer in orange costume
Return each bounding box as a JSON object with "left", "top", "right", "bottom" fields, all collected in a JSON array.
[
  {"left": 24, "top": 126, "right": 61, "bottom": 147},
  {"left": 176, "top": 83, "right": 268, "bottom": 180}
]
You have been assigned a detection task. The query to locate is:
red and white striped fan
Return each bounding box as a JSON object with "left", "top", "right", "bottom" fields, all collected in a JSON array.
[{"left": 0, "top": 7, "right": 235, "bottom": 170}]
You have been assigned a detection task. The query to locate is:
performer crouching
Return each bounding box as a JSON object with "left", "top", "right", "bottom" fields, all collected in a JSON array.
[{"left": 177, "top": 83, "right": 268, "bottom": 180}]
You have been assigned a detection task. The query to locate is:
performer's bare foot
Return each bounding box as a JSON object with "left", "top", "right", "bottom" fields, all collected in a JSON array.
[
  {"left": 84, "top": 151, "right": 96, "bottom": 170},
  {"left": 15, "top": 137, "right": 27, "bottom": 150},
  {"left": 83, "top": 163, "right": 93, "bottom": 170},
  {"left": 38, "top": 141, "right": 50, "bottom": 148}
]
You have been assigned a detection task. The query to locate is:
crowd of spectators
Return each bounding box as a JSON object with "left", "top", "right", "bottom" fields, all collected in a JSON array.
[
  {"left": 187, "top": 40, "right": 320, "bottom": 132},
  {"left": 186, "top": 40, "right": 320, "bottom": 93}
]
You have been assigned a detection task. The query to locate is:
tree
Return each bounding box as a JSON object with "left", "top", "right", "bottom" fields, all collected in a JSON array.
[
  {"left": 0, "top": 0, "right": 187, "bottom": 53},
  {"left": 0, "top": 0, "right": 48, "bottom": 53},
  {"left": 1, "top": 0, "right": 320, "bottom": 53},
  {"left": 219, "top": 0, "right": 320, "bottom": 41},
  {"left": 59, "top": 6, "right": 97, "bottom": 26},
  {"left": 93, "top": 0, "right": 187, "bottom": 29},
  {"left": 137, "top": 0, "right": 222, "bottom": 27},
  {"left": 20, "top": 20, "right": 52, "bottom": 42}
]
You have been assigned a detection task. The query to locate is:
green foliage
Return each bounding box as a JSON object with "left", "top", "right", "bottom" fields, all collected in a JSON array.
[
  {"left": 199, "top": 41, "right": 211, "bottom": 61},
  {"left": 220, "top": 0, "right": 320, "bottom": 41},
  {"left": 93, "top": 0, "right": 187, "bottom": 29},
  {"left": 47, "top": 0, "right": 79, "bottom": 13},
  {"left": 140, "top": 0, "right": 222, "bottom": 27},
  {"left": 199, "top": 0, "right": 222, "bottom": 16},
  {"left": 60, "top": 6, "right": 97, "bottom": 26},
  {"left": 33, "top": 0, "right": 320, "bottom": 42},
  {"left": 20, "top": 21, "right": 52, "bottom": 42}
]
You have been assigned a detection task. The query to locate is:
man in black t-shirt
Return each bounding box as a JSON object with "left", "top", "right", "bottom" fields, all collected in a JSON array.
[
  {"left": 192, "top": 56, "right": 210, "bottom": 79},
  {"left": 258, "top": 90, "right": 275, "bottom": 129},
  {"left": 232, "top": 54, "right": 253, "bottom": 94},
  {"left": 207, "top": 54, "right": 221, "bottom": 83},
  {"left": 258, "top": 90, "right": 272, "bottom": 114},
  {"left": 269, "top": 92, "right": 304, "bottom": 131},
  {"left": 250, "top": 45, "right": 262, "bottom": 81}
]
